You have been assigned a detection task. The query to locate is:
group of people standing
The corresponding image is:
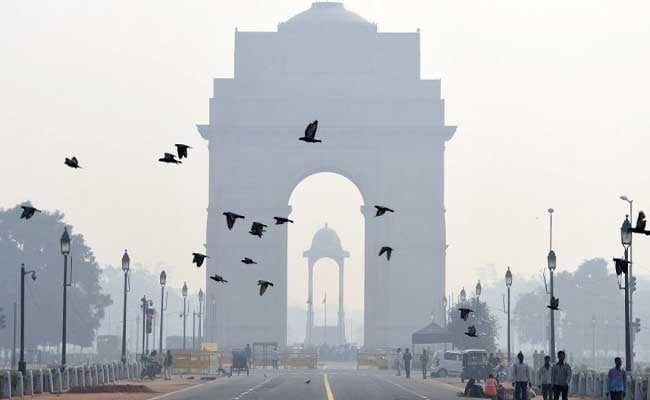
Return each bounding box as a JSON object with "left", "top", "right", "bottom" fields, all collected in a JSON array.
[
  {"left": 512, "top": 351, "right": 628, "bottom": 400},
  {"left": 395, "top": 348, "right": 430, "bottom": 379}
]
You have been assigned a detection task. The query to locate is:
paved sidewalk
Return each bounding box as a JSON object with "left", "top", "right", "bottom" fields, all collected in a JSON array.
[{"left": 35, "top": 376, "right": 210, "bottom": 400}]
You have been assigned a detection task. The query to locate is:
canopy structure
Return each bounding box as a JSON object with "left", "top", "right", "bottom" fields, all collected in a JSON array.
[{"left": 411, "top": 322, "right": 454, "bottom": 345}]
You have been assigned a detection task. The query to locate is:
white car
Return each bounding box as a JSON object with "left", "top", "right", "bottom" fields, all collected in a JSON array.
[{"left": 431, "top": 351, "right": 463, "bottom": 377}]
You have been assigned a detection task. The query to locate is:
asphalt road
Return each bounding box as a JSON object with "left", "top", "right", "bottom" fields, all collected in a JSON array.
[{"left": 151, "top": 365, "right": 463, "bottom": 400}]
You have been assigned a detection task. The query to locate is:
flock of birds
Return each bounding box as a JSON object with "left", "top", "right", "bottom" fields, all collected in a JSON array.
[{"left": 17, "top": 120, "right": 398, "bottom": 299}]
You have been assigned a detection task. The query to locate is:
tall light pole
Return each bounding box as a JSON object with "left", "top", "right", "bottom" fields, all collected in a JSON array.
[
  {"left": 620, "top": 195, "right": 634, "bottom": 365},
  {"left": 60, "top": 228, "right": 71, "bottom": 369},
  {"left": 592, "top": 314, "right": 597, "bottom": 370},
  {"left": 475, "top": 280, "right": 482, "bottom": 319},
  {"left": 159, "top": 271, "right": 166, "bottom": 356},
  {"left": 19, "top": 264, "right": 36, "bottom": 377},
  {"left": 140, "top": 296, "right": 147, "bottom": 356},
  {"left": 198, "top": 289, "right": 204, "bottom": 348},
  {"left": 442, "top": 296, "right": 448, "bottom": 327},
  {"left": 121, "top": 250, "right": 130, "bottom": 364},
  {"left": 621, "top": 215, "right": 633, "bottom": 371},
  {"left": 505, "top": 267, "right": 512, "bottom": 366},
  {"left": 182, "top": 282, "right": 188, "bottom": 350},
  {"left": 459, "top": 287, "right": 466, "bottom": 304},
  {"left": 547, "top": 208, "right": 556, "bottom": 362}
]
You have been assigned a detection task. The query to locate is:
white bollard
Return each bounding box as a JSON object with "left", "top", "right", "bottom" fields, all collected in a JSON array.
[
  {"left": 54, "top": 368, "right": 63, "bottom": 394},
  {"left": 92, "top": 365, "right": 99, "bottom": 386},
  {"left": 15, "top": 371, "right": 24, "bottom": 397},
  {"left": 33, "top": 369, "right": 43, "bottom": 394},
  {"left": 0, "top": 371, "right": 11, "bottom": 399},
  {"left": 25, "top": 370, "right": 34, "bottom": 396},
  {"left": 103, "top": 364, "right": 109, "bottom": 384},
  {"left": 63, "top": 367, "right": 70, "bottom": 391},
  {"left": 70, "top": 367, "right": 78, "bottom": 388},
  {"left": 45, "top": 370, "right": 54, "bottom": 393},
  {"left": 635, "top": 377, "right": 643, "bottom": 400}
]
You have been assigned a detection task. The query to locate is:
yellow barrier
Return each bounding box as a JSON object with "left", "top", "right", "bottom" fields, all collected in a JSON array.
[
  {"left": 171, "top": 350, "right": 219, "bottom": 374},
  {"left": 281, "top": 352, "right": 318, "bottom": 369},
  {"left": 357, "top": 352, "right": 388, "bottom": 370}
]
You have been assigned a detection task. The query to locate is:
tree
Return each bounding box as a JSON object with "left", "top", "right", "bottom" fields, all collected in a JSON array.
[
  {"left": 447, "top": 299, "right": 499, "bottom": 352},
  {"left": 0, "top": 203, "right": 112, "bottom": 348}
]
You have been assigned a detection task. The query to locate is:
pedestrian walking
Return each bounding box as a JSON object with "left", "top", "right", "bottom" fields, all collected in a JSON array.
[
  {"left": 396, "top": 348, "right": 403, "bottom": 376},
  {"left": 245, "top": 344, "right": 253, "bottom": 369},
  {"left": 163, "top": 350, "right": 173, "bottom": 380},
  {"left": 271, "top": 346, "right": 279, "bottom": 370},
  {"left": 485, "top": 374, "right": 498, "bottom": 399},
  {"left": 511, "top": 352, "right": 531, "bottom": 400},
  {"left": 537, "top": 355, "right": 553, "bottom": 400},
  {"left": 551, "top": 351, "right": 572, "bottom": 400},
  {"left": 607, "top": 357, "right": 626, "bottom": 400},
  {"left": 403, "top": 348, "right": 412, "bottom": 379},
  {"left": 420, "top": 349, "right": 429, "bottom": 379}
]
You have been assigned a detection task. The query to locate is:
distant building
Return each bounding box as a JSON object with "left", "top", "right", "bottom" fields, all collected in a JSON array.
[{"left": 199, "top": 2, "right": 456, "bottom": 349}]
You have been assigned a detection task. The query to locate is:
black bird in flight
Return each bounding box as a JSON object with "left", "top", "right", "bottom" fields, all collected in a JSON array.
[
  {"left": 192, "top": 253, "right": 209, "bottom": 267},
  {"left": 20, "top": 206, "right": 41, "bottom": 220},
  {"left": 614, "top": 257, "right": 630, "bottom": 276},
  {"left": 258, "top": 280, "right": 274, "bottom": 296},
  {"left": 250, "top": 222, "right": 268, "bottom": 238},
  {"left": 465, "top": 325, "right": 477, "bottom": 337},
  {"left": 379, "top": 246, "right": 393, "bottom": 261},
  {"left": 175, "top": 144, "right": 191, "bottom": 159},
  {"left": 64, "top": 156, "right": 81, "bottom": 169},
  {"left": 374, "top": 206, "right": 394, "bottom": 217},
  {"left": 299, "top": 120, "right": 321, "bottom": 143},
  {"left": 274, "top": 217, "right": 294, "bottom": 225},
  {"left": 635, "top": 211, "right": 646, "bottom": 232},
  {"left": 304, "top": 379, "right": 311, "bottom": 384},
  {"left": 547, "top": 296, "right": 560, "bottom": 311},
  {"left": 159, "top": 153, "right": 182, "bottom": 164},
  {"left": 241, "top": 257, "right": 257, "bottom": 265},
  {"left": 223, "top": 212, "right": 245, "bottom": 230},
  {"left": 458, "top": 308, "right": 473, "bottom": 321},
  {"left": 210, "top": 274, "right": 228, "bottom": 283}
]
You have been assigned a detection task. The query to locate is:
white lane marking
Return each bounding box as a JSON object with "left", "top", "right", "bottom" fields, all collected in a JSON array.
[
  {"left": 147, "top": 378, "right": 221, "bottom": 400},
  {"left": 232, "top": 376, "right": 275, "bottom": 400},
  {"left": 380, "top": 377, "right": 430, "bottom": 400}
]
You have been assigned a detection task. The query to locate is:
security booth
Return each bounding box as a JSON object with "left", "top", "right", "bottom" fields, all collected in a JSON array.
[
  {"left": 252, "top": 342, "right": 278, "bottom": 369},
  {"left": 411, "top": 322, "right": 454, "bottom": 371}
]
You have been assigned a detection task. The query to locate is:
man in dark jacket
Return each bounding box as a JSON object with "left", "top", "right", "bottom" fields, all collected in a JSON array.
[
  {"left": 551, "top": 351, "right": 572, "bottom": 400},
  {"left": 403, "top": 348, "right": 413, "bottom": 379}
]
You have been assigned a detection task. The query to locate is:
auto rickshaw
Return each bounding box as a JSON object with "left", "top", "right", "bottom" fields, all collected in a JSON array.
[{"left": 461, "top": 349, "right": 489, "bottom": 382}]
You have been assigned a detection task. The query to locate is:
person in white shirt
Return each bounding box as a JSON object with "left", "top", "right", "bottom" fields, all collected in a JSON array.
[{"left": 511, "top": 352, "right": 532, "bottom": 400}]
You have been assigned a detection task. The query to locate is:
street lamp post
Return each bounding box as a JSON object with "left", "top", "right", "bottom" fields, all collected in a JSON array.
[
  {"left": 198, "top": 289, "right": 204, "bottom": 348},
  {"left": 505, "top": 267, "right": 512, "bottom": 365},
  {"left": 182, "top": 282, "right": 188, "bottom": 350},
  {"left": 442, "top": 296, "right": 448, "bottom": 327},
  {"left": 547, "top": 208, "right": 556, "bottom": 362},
  {"left": 621, "top": 215, "right": 633, "bottom": 371},
  {"left": 141, "top": 296, "right": 148, "bottom": 356},
  {"left": 459, "top": 287, "right": 466, "bottom": 304},
  {"left": 592, "top": 314, "right": 597, "bottom": 370},
  {"left": 475, "top": 280, "right": 482, "bottom": 320},
  {"left": 159, "top": 271, "right": 166, "bottom": 356},
  {"left": 19, "top": 264, "right": 36, "bottom": 377},
  {"left": 60, "top": 228, "right": 71, "bottom": 369},
  {"left": 620, "top": 195, "right": 634, "bottom": 365},
  {"left": 121, "top": 250, "right": 130, "bottom": 364}
]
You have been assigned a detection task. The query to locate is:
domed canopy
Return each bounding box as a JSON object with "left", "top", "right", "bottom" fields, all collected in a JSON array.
[
  {"left": 281, "top": 2, "right": 373, "bottom": 30},
  {"left": 303, "top": 223, "right": 350, "bottom": 261}
]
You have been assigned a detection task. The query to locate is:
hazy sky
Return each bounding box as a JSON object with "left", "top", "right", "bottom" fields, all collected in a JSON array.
[{"left": 2, "top": 0, "right": 650, "bottom": 318}]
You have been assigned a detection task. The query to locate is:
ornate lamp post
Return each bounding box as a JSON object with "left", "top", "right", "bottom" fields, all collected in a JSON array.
[
  {"left": 60, "top": 228, "right": 71, "bottom": 368},
  {"left": 620, "top": 195, "right": 634, "bottom": 364},
  {"left": 459, "top": 287, "right": 466, "bottom": 304},
  {"left": 159, "top": 271, "right": 166, "bottom": 356},
  {"left": 621, "top": 215, "right": 633, "bottom": 371},
  {"left": 505, "top": 267, "right": 512, "bottom": 365},
  {"left": 182, "top": 282, "right": 188, "bottom": 350},
  {"left": 19, "top": 264, "right": 36, "bottom": 376},
  {"left": 121, "top": 250, "right": 130, "bottom": 364},
  {"left": 475, "top": 280, "right": 482, "bottom": 319},
  {"left": 548, "top": 249, "right": 557, "bottom": 361}
]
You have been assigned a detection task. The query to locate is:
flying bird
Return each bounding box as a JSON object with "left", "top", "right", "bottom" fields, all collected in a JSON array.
[
  {"left": 241, "top": 257, "right": 257, "bottom": 265},
  {"left": 273, "top": 217, "right": 294, "bottom": 225},
  {"left": 299, "top": 120, "right": 321, "bottom": 143},
  {"left": 192, "top": 253, "right": 209, "bottom": 267},
  {"left": 250, "top": 222, "right": 268, "bottom": 238},
  {"left": 158, "top": 153, "right": 182, "bottom": 164},
  {"left": 258, "top": 280, "right": 274, "bottom": 296},
  {"left": 614, "top": 257, "right": 630, "bottom": 276},
  {"left": 223, "top": 212, "right": 245, "bottom": 230},
  {"left": 210, "top": 274, "right": 228, "bottom": 283},
  {"left": 64, "top": 156, "right": 81, "bottom": 169},
  {"left": 465, "top": 325, "right": 477, "bottom": 337},
  {"left": 458, "top": 308, "right": 474, "bottom": 321},
  {"left": 304, "top": 379, "right": 311, "bottom": 384},
  {"left": 175, "top": 144, "right": 191, "bottom": 159},
  {"left": 379, "top": 246, "right": 393, "bottom": 261},
  {"left": 635, "top": 211, "right": 646, "bottom": 232},
  {"left": 20, "top": 206, "right": 41, "bottom": 220},
  {"left": 374, "top": 206, "right": 395, "bottom": 217},
  {"left": 547, "top": 296, "right": 560, "bottom": 311}
]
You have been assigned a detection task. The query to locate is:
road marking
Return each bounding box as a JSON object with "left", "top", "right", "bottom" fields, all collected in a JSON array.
[
  {"left": 324, "top": 373, "right": 335, "bottom": 400},
  {"left": 380, "top": 377, "right": 430, "bottom": 400},
  {"left": 232, "top": 376, "right": 275, "bottom": 400},
  {"left": 147, "top": 378, "right": 220, "bottom": 400}
]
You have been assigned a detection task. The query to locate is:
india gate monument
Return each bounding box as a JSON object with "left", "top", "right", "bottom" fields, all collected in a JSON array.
[{"left": 198, "top": 2, "right": 456, "bottom": 348}]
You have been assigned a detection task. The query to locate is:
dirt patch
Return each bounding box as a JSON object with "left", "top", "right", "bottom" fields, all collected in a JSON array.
[{"left": 68, "top": 384, "right": 155, "bottom": 393}]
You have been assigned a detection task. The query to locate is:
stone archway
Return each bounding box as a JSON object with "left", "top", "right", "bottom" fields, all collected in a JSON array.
[{"left": 199, "top": 2, "right": 456, "bottom": 349}]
